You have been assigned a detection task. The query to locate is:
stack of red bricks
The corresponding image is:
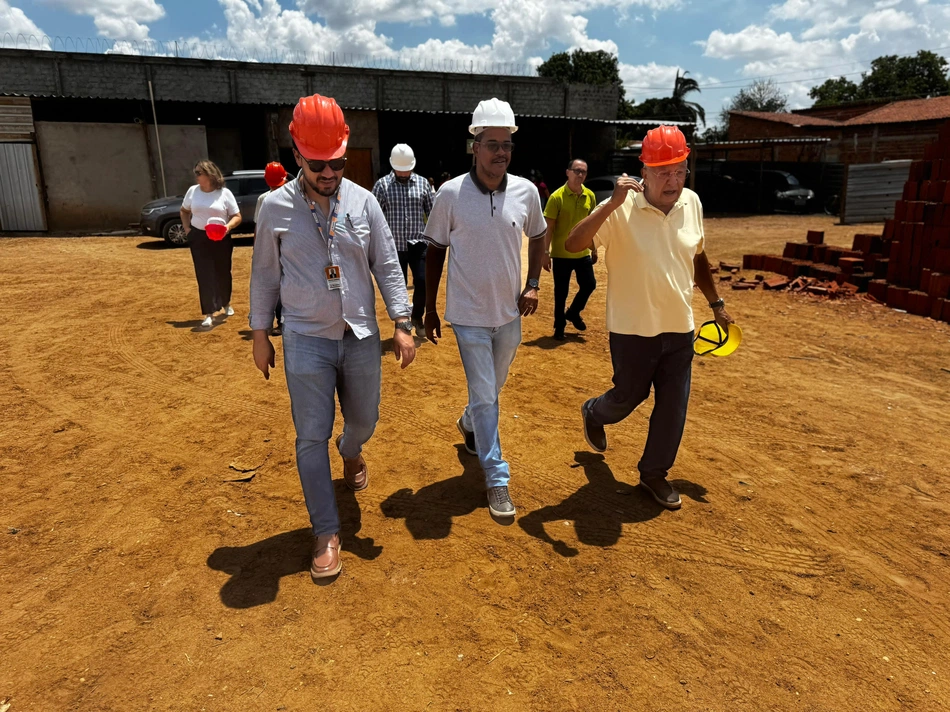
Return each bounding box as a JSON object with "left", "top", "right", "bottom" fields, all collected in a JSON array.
[{"left": 741, "top": 124, "right": 950, "bottom": 322}]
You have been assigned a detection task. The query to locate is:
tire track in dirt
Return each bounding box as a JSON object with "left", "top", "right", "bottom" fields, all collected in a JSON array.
[{"left": 109, "top": 323, "right": 280, "bottom": 421}]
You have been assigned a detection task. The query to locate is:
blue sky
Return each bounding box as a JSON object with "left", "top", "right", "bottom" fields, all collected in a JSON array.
[{"left": 4, "top": 0, "right": 950, "bottom": 126}]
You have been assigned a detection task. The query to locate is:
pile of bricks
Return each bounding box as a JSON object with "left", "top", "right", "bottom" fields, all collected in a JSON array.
[{"left": 740, "top": 125, "right": 950, "bottom": 323}]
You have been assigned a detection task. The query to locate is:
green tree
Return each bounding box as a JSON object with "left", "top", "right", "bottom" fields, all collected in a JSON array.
[
  {"left": 626, "top": 70, "right": 706, "bottom": 126},
  {"left": 809, "top": 76, "right": 861, "bottom": 106},
  {"left": 809, "top": 50, "right": 950, "bottom": 107},
  {"left": 716, "top": 79, "right": 788, "bottom": 135},
  {"left": 537, "top": 49, "right": 635, "bottom": 118}
]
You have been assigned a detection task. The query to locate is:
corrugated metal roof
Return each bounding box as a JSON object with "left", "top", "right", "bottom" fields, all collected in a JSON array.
[{"left": 696, "top": 137, "right": 832, "bottom": 149}]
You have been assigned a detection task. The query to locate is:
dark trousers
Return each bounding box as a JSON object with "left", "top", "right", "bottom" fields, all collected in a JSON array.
[
  {"left": 553, "top": 256, "right": 596, "bottom": 330},
  {"left": 398, "top": 241, "right": 427, "bottom": 320},
  {"left": 189, "top": 228, "right": 233, "bottom": 315},
  {"left": 589, "top": 331, "right": 694, "bottom": 480}
]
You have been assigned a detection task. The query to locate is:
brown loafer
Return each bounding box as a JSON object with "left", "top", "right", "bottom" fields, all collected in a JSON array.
[
  {"left": 335, "top": 434, "right": 368, "bottom": 491},
  {"left": 310, "top": 533, "right": 342, "bottom": 580}
]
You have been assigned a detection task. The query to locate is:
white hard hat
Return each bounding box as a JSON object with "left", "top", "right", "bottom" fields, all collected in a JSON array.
[
  {"left": 469, "top": 98, "right": 518, "bottom": 136},
  {"left": 390, "top": 144, "right": 416, "bottom": 171}
]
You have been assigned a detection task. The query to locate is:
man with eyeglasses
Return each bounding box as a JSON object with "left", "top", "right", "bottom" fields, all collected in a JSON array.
[
  {"left": 565, "top": 125, "right": 734, "bottom": 511},
  {"left": 423, "top": 97, "right": 547, "bottom": 520},
  {"left": 542, "top": 158, "right": 598, "bottom": 340},
  {"left": 249, "top": 94, "right": 416, "bottom": 581}
]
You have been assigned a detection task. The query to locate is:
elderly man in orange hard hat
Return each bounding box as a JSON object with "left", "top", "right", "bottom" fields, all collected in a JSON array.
[
  {"left": 565, "top": 126, "right": 735, "bottom": 510},
  {"left": 249, "top": 95, "right": 416, "bottom": 581}
]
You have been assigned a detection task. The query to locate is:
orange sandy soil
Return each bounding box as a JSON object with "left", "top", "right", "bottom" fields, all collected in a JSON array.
[{"left": 2, "top": 214, "right": 950, "bottom": 711}]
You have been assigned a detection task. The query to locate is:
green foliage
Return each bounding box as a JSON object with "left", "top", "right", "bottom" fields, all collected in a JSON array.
[
  {"left": 809, "top": 51, "right": 950, "bottom": 107},
  {"left": 717, "top": 79, "right": 788, "bottom": 135},
  {"left": 537, "top": 49, "right": 635, "bottom": 118},
  {"left": 625, "top": 70, "right": 706, "bottom": 126}
]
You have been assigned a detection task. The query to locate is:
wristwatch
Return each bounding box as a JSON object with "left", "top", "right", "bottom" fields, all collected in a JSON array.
[
  {"left": 395, "top": 320, "right": 413, "bottom": 334},
  {"left": 526, "top": 278, "right": 540, "bottom": 290},
  {"left": 709, "top": 298, "right": 725, "bottom": 309}
]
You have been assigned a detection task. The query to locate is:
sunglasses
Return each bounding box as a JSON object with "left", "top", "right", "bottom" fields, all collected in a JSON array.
[
  {"left": 570, "top": 168, "right": 588, "bottom": 175},
  {"left": 300, "top": 156, "right": 347, "bottom": 173},
  {"left": 476, "top": 140, "right": 514, "bottom": 154}
]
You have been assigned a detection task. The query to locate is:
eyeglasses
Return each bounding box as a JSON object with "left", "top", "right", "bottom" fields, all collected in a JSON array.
[
  {"left": 476, "top": 141, "right": 515, "bottom": 154},
  {"left": 301, "top": 156, "right": 347, "bottom": 173},
  {"left": 570, "top": 168, "right": 588, "bottom": 176},
  {"left": 649, "top": 168, "right": 690, "bottom": 181}
]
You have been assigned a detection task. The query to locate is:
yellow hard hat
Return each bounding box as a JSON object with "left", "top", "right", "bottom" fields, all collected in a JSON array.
[{"left": 694, "top": 321, "right": 742, "bottom": 357}]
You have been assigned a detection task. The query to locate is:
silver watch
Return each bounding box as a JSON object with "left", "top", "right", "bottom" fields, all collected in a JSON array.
[{"left": 395, "top": 320, "right": 413, "bottom": 334}]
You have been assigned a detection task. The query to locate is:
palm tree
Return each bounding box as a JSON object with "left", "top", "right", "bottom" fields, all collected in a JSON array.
[{"left": 671, "top": 70, "right": 706, "bottom": 127}]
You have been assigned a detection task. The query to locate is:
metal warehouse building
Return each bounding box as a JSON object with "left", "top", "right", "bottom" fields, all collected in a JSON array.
[{"left": 0, "top": 48, "right": 638, "bottom": 233}]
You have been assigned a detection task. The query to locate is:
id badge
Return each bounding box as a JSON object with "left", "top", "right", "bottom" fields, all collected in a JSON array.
[{"left": 325, "top": 265, "right": 342, "bottom": 290}]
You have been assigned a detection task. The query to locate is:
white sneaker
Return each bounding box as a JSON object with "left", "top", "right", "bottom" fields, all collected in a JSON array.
[
  {"left": 224, "top": 306, "right": 234, "bottom": 317},
  {"left": 200, "top": 316, "right": 213, "bottom": 329}
]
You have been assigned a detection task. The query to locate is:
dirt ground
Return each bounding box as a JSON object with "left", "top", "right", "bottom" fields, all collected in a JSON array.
[{"left": 2, "top": 214, "right": 950, "bottom": 711}]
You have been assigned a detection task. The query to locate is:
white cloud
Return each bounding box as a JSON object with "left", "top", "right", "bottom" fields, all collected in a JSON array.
[
  {"left": 44, "top": 0, "right": 165, "bottom": 40},
  {"left": 0, "top": 0, "right": 45, "bottom": 39},
  {"left": 858, "top": 7, "right": 916, "bottom": 30}
]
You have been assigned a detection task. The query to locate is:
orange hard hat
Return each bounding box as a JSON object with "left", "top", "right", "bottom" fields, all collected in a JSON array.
[
  {"left": 289, "top": 94, "right": 349, "bottom": 161},
  {"left": 264, "top": 162, "right": 288, "bottom": 188},
  {"left": 640, "top": 125, "right": 690, "bottom": 167}
]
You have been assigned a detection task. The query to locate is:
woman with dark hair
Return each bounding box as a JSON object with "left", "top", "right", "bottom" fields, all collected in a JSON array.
[{"left": 180, "top": 160, "right": 242, "bottom": 329}]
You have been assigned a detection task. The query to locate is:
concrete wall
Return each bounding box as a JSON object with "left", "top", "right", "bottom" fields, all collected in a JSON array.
[
  {"left": 35, "top": 121, "right": 154, "bottom": 230},
  {"left": 147, "top": 124, "right": 207, "bottom": 197},
  {"left": 0, "top": 49, "right": 619, "bottom": 120}
]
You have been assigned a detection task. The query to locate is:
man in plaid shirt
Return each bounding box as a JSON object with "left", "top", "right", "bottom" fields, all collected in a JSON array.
[{"left": 372, "top": 144, "right": 435, "bottom": 335}]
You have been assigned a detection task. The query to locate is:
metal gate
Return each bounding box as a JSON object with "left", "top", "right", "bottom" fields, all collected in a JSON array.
[
  {"left": 841, "top": 160, "right": 912, "bottom": 225},
  {"left": 0, "top": 142, "right": 46, "bottom": 231}
]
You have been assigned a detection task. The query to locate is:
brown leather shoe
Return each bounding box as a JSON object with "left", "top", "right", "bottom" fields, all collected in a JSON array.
[
  {"left": 335, "top": 434, "right": 368, "bottom": 491},
  {"left": 310, "top": 533, "right": 342, "bottom": 580}
]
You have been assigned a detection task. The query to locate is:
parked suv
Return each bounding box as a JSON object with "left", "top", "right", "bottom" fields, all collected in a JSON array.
[{"left": 138, "top": 170, "right": 270, "bottom": 246}]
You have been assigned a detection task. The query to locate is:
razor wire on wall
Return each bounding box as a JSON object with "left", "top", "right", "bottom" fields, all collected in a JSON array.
[{"left": 0, "top": 33, "right": 536, "bottom": 77}]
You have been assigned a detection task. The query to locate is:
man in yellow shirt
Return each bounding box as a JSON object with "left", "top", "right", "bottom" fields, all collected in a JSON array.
[
  {"left": 565, "top": 126, "right": 734, "bottom": 510},
  {"left": 543, "top": 159, "right": 598, "bottom": 340}
]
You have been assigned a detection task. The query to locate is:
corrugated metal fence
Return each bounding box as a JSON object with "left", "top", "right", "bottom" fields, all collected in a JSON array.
[
  {"left": 0, "top": 97, "right": 46, "bottom": 231},
  {"left": 841, "top": 160, "right": 911, "bottom": 225}
]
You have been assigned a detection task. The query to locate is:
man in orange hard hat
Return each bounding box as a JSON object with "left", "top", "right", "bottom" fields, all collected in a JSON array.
[
  {"left": 254, "top": 161, "right": 290, "bottom": 334},
  {"left": 565, "top": 125, "right": 735, "bottom": 510},
  {"left": 249, "top": 95, "right": 416, "bottom": 581}
]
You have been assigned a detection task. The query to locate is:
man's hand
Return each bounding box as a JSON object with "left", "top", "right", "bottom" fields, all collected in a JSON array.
[
  {"left": 425, "top": 311, "right": 442, "bottom": 344},
  {"left": 713, "top": 304, "right": 735, "bottom": 331},
  {"left": 608, "top": 173, "right": 643, "bottom": 209},
  {"left": 252, "top": 332, "right": 276, "bottom": 380},
  {"left": 590, "top": 248, "right": 598, "bottom": 265},
  {"left": 542, "top": 253, "right": 552, "bottom": 272},
  {"left": 518, "top": 287, "right": 539, "bottom": 317},
  {"left": 393, "top": 328, "right": 416, "bottom": 368}
]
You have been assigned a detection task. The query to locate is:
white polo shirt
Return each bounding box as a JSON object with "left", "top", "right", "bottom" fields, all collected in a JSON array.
[
  {"left": 592, "top": 188, "right": 706, "bottom": 337},
  {"left": 423, "top": 169, "right": 547, "bottom": 328}
]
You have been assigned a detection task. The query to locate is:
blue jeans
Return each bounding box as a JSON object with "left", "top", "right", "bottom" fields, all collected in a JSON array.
[
  {"left": 282, "top": 328, "right": 381, "bottom": 536},
  {"left": 453, "top": 317, "right": 522, "bottom": 488},
  {"left": 588, "top": 331, "right": 693, "bottom": 480}
]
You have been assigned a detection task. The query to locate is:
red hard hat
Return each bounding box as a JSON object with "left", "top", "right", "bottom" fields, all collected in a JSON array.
[
  {"left": 289, "top": 94, "right": 349, "bottom": 161},
  {"left": 264, "top": 162, "right": 288, "bottom": 188},
  {"left": 640, "top": 125, "right": 690, "bottom": 167}
]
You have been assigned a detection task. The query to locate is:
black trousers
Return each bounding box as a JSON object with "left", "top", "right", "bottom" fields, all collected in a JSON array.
[
  {"left": 398, "top": 241, "right": 427, "bottom": 320},
  {"left": 588, "top": 331, "right": 694, "bottom": 480},
  {"left": 553, "top": 256, "right": 597, "bottom": 330},
  {"left": 189, "top": 228, "right": 233, "bottom": 315}
]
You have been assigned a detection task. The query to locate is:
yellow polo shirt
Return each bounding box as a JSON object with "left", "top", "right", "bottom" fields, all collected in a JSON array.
[
  {"left": 592, "top": 188, "right": 705, "bottom": 337},
  {"left": 544, "top": 183, "right": 596, "bottom": 258}
]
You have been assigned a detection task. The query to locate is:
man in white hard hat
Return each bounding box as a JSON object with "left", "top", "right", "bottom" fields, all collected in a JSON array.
[
  {"left": 373, "top": 144, "right": 435, "bottom": 335},
  {"left": 423, "top": 98, "right": 547, "bottom": 520}
]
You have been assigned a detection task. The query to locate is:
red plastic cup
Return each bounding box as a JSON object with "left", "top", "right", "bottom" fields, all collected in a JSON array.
[{"left": 205, "top": 217, "right": 228, "bottom": 241}]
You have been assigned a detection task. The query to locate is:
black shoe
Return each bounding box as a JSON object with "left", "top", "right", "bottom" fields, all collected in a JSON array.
[
  {"left": 566, "top": 311, "right": 587, "bottom": 331},
  {"left": 456, "top": 418, "right": 476, "bottom": 455},
  {"left": 581, "top": 399, "right": 606, "bottom": 452},
  {"left": 553, "top": 329, "right": 566, "bottom": 341},
  {"left": 640, "top": 478, "right": 682, "bottom": 510}
]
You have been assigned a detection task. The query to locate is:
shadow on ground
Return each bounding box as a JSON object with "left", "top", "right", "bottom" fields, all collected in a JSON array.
[{"left": 207, "top": 481, "right": 381, "bottom": 606}]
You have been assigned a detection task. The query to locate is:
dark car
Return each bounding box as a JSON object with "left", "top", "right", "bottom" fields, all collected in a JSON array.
[
  {"left": 138, "top": 170, "right": 270, "bottom": 246},
  {"left": 758, "top": 170, "right": 815, "bottom": 213}
]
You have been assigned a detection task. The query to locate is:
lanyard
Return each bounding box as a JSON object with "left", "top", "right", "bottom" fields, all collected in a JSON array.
[{"left": 301, "top": 177, "right": 342, "bottom": 244}]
